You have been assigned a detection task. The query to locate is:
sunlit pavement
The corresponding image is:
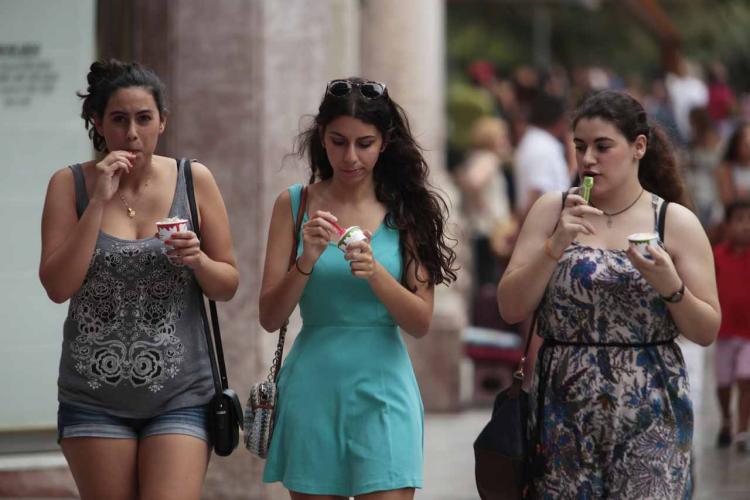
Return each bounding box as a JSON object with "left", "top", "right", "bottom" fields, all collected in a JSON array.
[{"left": 419, "top": 344, "right": 750, "bottom": 500}]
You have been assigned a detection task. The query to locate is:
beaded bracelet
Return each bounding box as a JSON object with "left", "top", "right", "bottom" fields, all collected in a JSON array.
[{"left": 295, "top": 257, "right": 313, "bottom": 276}]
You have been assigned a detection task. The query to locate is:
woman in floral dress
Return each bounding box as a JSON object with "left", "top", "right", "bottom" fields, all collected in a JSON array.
[{"left": 498, "top": 90, "right": 721, "bottom": 498}]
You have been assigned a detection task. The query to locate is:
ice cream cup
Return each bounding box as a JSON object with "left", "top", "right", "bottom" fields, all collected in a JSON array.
[
  {"left": 336, "top": 225, "right": 368, "bottom": 251},
  {"left": 628, "top": 232, "right": 659, "bottom": 258},
  {"left": 156, "top": 217, "right": 188, "bottom": 243}
]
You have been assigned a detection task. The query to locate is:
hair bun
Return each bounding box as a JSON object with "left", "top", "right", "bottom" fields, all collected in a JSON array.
[{"left": 86, "top": 59, "right": 126, "bottom": 89}]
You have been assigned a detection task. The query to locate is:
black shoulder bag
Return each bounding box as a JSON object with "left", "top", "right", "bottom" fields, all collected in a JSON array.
[
  {"left": 182, "top": 158, "right": 243, "bottom": 456},
  {"left": 473, "top": 311, "right": 537, "bottom": 500}
]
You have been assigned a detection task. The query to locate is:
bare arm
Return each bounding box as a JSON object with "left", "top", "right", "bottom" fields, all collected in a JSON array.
[
  {"left": 518, "top": 188, "right": 544, "bottom": 222},
  {"left": 169, "top": 162, "right": 238, "bottom": 301},
  {"left": 39, "top": 152, "right": 135, "bottom": 303},
  {"left": 258, "top": 190, "right": 339, "bottom": 332},
  {"left": 346, "top": 235, "right": 434, "bottom": 338},
  {"left": 39, "top": 168, "right": 104, "bottom": 303},
  {"left": 627, "top": 204, "right": 721, "bottom": 346},
  {"left": 498, "top": 190, "right": 602, "bottom": 324}
]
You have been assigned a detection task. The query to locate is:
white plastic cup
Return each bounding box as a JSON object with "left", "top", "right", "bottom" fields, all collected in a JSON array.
[
  {"left": 156, "top": 218, "right": 188, "bottom": 242},
  {"left": 336, "top": 225, "right": 368, "bottom": 252},
  {"left": 628, "top": 232, "right": 659, "bottom": 258}
]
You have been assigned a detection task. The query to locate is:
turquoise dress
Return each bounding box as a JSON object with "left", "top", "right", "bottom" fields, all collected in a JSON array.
[{"left": 263, "top": 184, "right": 424, "bottom": 496}]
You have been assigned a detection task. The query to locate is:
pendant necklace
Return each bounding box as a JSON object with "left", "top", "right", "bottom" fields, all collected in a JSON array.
[
  {"left": 597, "top": 188, "right": 644, "bottom": 227},
  {"left": 118, "top": 193, "right": 137, "bottom": 218},
  {"left": 117, "top": 175, "right": 150, "bottom": 219}
]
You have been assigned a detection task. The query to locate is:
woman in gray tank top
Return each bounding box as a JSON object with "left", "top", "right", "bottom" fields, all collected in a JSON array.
[{"left": 39, "top": 60, "right": 239, "bottom": 500}]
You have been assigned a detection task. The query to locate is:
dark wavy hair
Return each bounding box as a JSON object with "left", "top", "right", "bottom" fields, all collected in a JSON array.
[
  {"left": 572, "top": 90, "right": 689, "bottom": 206},
  {"left": 296, "top": 77, "right": 457, "bottom": 287},
  {"left": 77, "top": 59, "right": 167, "bottom": 152}
]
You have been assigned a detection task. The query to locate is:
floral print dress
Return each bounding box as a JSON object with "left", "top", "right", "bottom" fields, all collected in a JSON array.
[{"left": 528, "top": 194, "right": 693, "bottom": 499}]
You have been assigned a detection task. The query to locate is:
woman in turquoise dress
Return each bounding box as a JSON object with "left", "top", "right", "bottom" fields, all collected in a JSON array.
[
  {"left": 498, "top": 90, "right": 721, "bottom": 498},
  {"left": 259, "top": 78, "right": 457, "bottom": 499}
]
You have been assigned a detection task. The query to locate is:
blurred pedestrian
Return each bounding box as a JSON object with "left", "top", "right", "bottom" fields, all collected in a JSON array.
[
  {"left": 665, "top": 57, "right": 708, "bottom": 144},
  {"left": 498, "top": 90, "right": 720, "bottom": 497},
  {"left": 258, "top": 78, "right": 457, "bottom": 499},
  {"left": 39, "top": 59, "right": 239, "bottom": 499},
  {"left": 717, "top": 121, "right": 750, "bottom": 205},
  {"left": 706, "top": 61, "right": 737, "bottom": 139},
  {"left": 712, "top": 199, "right": 750, "bottom": 451},
  {"left": 685, "top": 107, "right": 723, "bottom": 233},
  {"left": 454, "top": 116, "right": 515, "bottom": 287},
  {"left": 513, "top": 92, "right": 573, "bottom": 219}
]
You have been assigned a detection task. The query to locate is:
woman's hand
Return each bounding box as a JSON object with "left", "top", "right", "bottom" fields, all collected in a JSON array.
[
  {"left": 301, "top": 210, "right": 338, "bottom": 263},
  {"left": 548, "top": 192, "right": 603, "bottom": 256},
  {"left": 91, "top": 151, "right": 136, "bottom": 203},
  {"left": 626, "top": 244, "right": 683, "bottom": 297},
  {"left": 165, "top": 231, "right": 204, "bottom": 270},
  {"left": 345, "top": 230, "right": 375, "bottom": 280}
]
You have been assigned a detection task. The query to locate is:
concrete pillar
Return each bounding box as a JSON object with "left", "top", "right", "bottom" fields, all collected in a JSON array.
[
  {"left": 361, "top": 0, "right": 470, "bottom": 412},
  {"left": 128, "top": 1, "right": 359, "bottom": 498}
]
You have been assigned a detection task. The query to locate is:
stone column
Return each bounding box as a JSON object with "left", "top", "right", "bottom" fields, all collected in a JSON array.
[
  {"left": 361, "top": 0, "right": 470, "bottom": 412},
  {"left": 127, "top": 1, "right": 359, "bottom": 498}
]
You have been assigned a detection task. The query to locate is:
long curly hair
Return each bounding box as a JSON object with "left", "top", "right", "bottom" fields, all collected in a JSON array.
[
  {"left": 77, "top": 59, "right": 167, "bottom": 152},
  {"left": 572, "top": 90, "right": 689, "bottom": 206},
  {"left": 296, "top": 77, "right": 457, "bottom": 287}
]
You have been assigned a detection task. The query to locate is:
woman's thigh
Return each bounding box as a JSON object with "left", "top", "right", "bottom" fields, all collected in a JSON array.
[
  {"left": 137, "top": 434, "right": 210, "bottom": 500},
  {"left": 61, "top": 438, "right": 138, "bottom": 500}
]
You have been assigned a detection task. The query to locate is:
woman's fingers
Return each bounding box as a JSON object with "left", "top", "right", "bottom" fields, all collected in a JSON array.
[
  {"left": 569, "top": 204, "right": 603, "bottom": 218},
  {"left": 165, "top": 231, "right": 199, "bottom": 248},
  {"left": 344, "top": 240, "right": 371, "bottom": 260},
  {"left": 99, "top": 151, "right": 135, "bottom": 174},
  {"left": 561, "top": 216, "right": 596, "bottom": 235},
  {"left": 626, "top": 245, "right": 652, "bottom": 267},
  {"left": 565, "top": 192, "right": 583, "bottom": 205},
  {"left": 313, "top": 210, "right": 339, "bottom": 224},
  {"left": 305, "top": 217, "right": 337, "bottom": 240},
  {"left": 645, "top": 244, "right": 671, "bottom": 265}
]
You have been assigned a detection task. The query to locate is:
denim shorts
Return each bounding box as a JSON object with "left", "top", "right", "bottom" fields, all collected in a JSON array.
[{"left": 57, "top": 402, "right": 211, "bottom": 443}]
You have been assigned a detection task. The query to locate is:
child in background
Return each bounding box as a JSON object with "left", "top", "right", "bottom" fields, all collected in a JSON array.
[{"left": 714, "top": 199, "right": 750, "bottom": 450}]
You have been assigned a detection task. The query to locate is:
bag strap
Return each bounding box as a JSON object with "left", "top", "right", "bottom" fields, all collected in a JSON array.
[
  {"left": 182, "top": 158, "right": 228, "bottom": 394},
  {"left": 513, "top": 310, "right": 538, "bottom": 381},
  {"left": 510, "top": 190, "right": 566, "bottom": 392},
  {"left": 658, "top": 199, "right": 669, "bottom": 243},
  {"left": 269, "top": 185, "right": 308, "bottom": 384}
]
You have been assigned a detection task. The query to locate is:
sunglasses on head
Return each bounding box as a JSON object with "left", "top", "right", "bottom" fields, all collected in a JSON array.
[{"left": 326, "top": 79, "right": 387, "bottom": 100}]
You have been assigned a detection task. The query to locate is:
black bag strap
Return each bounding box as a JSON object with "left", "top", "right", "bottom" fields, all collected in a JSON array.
[
  {"left": 68, "top": 164, "right": 88, "bottom": 219},
  {"left": 182, "top": 158, "right": 228, "bottom": 394},
  {"left": 513, "top": 310, "right": 538, "bottom": 381},
  {"left": 658, "top": 199, "right": 669, "bottom": 243},
  {"left": 269, "top": 185, "right": 308, "bottom": 384}
]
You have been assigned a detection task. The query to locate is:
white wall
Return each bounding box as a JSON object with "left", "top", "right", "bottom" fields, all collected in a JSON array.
[{"left": 0, "top": 0, "right": 94, "bottom": 432}]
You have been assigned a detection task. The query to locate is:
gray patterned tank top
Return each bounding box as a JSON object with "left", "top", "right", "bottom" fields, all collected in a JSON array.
[{"left": 58, "top": 160, "right": 214, "bottom": 418}]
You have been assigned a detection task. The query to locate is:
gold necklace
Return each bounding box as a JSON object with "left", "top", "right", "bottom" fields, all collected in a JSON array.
[
  {"left": 595, "top": 188, "right": 644, "bottom": 227},
  {"left": 117, "top": 175, "right": 150, "bottom": 218},
  {"left": 118, "top": 192, "right": 137, "bottom": 218}
]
